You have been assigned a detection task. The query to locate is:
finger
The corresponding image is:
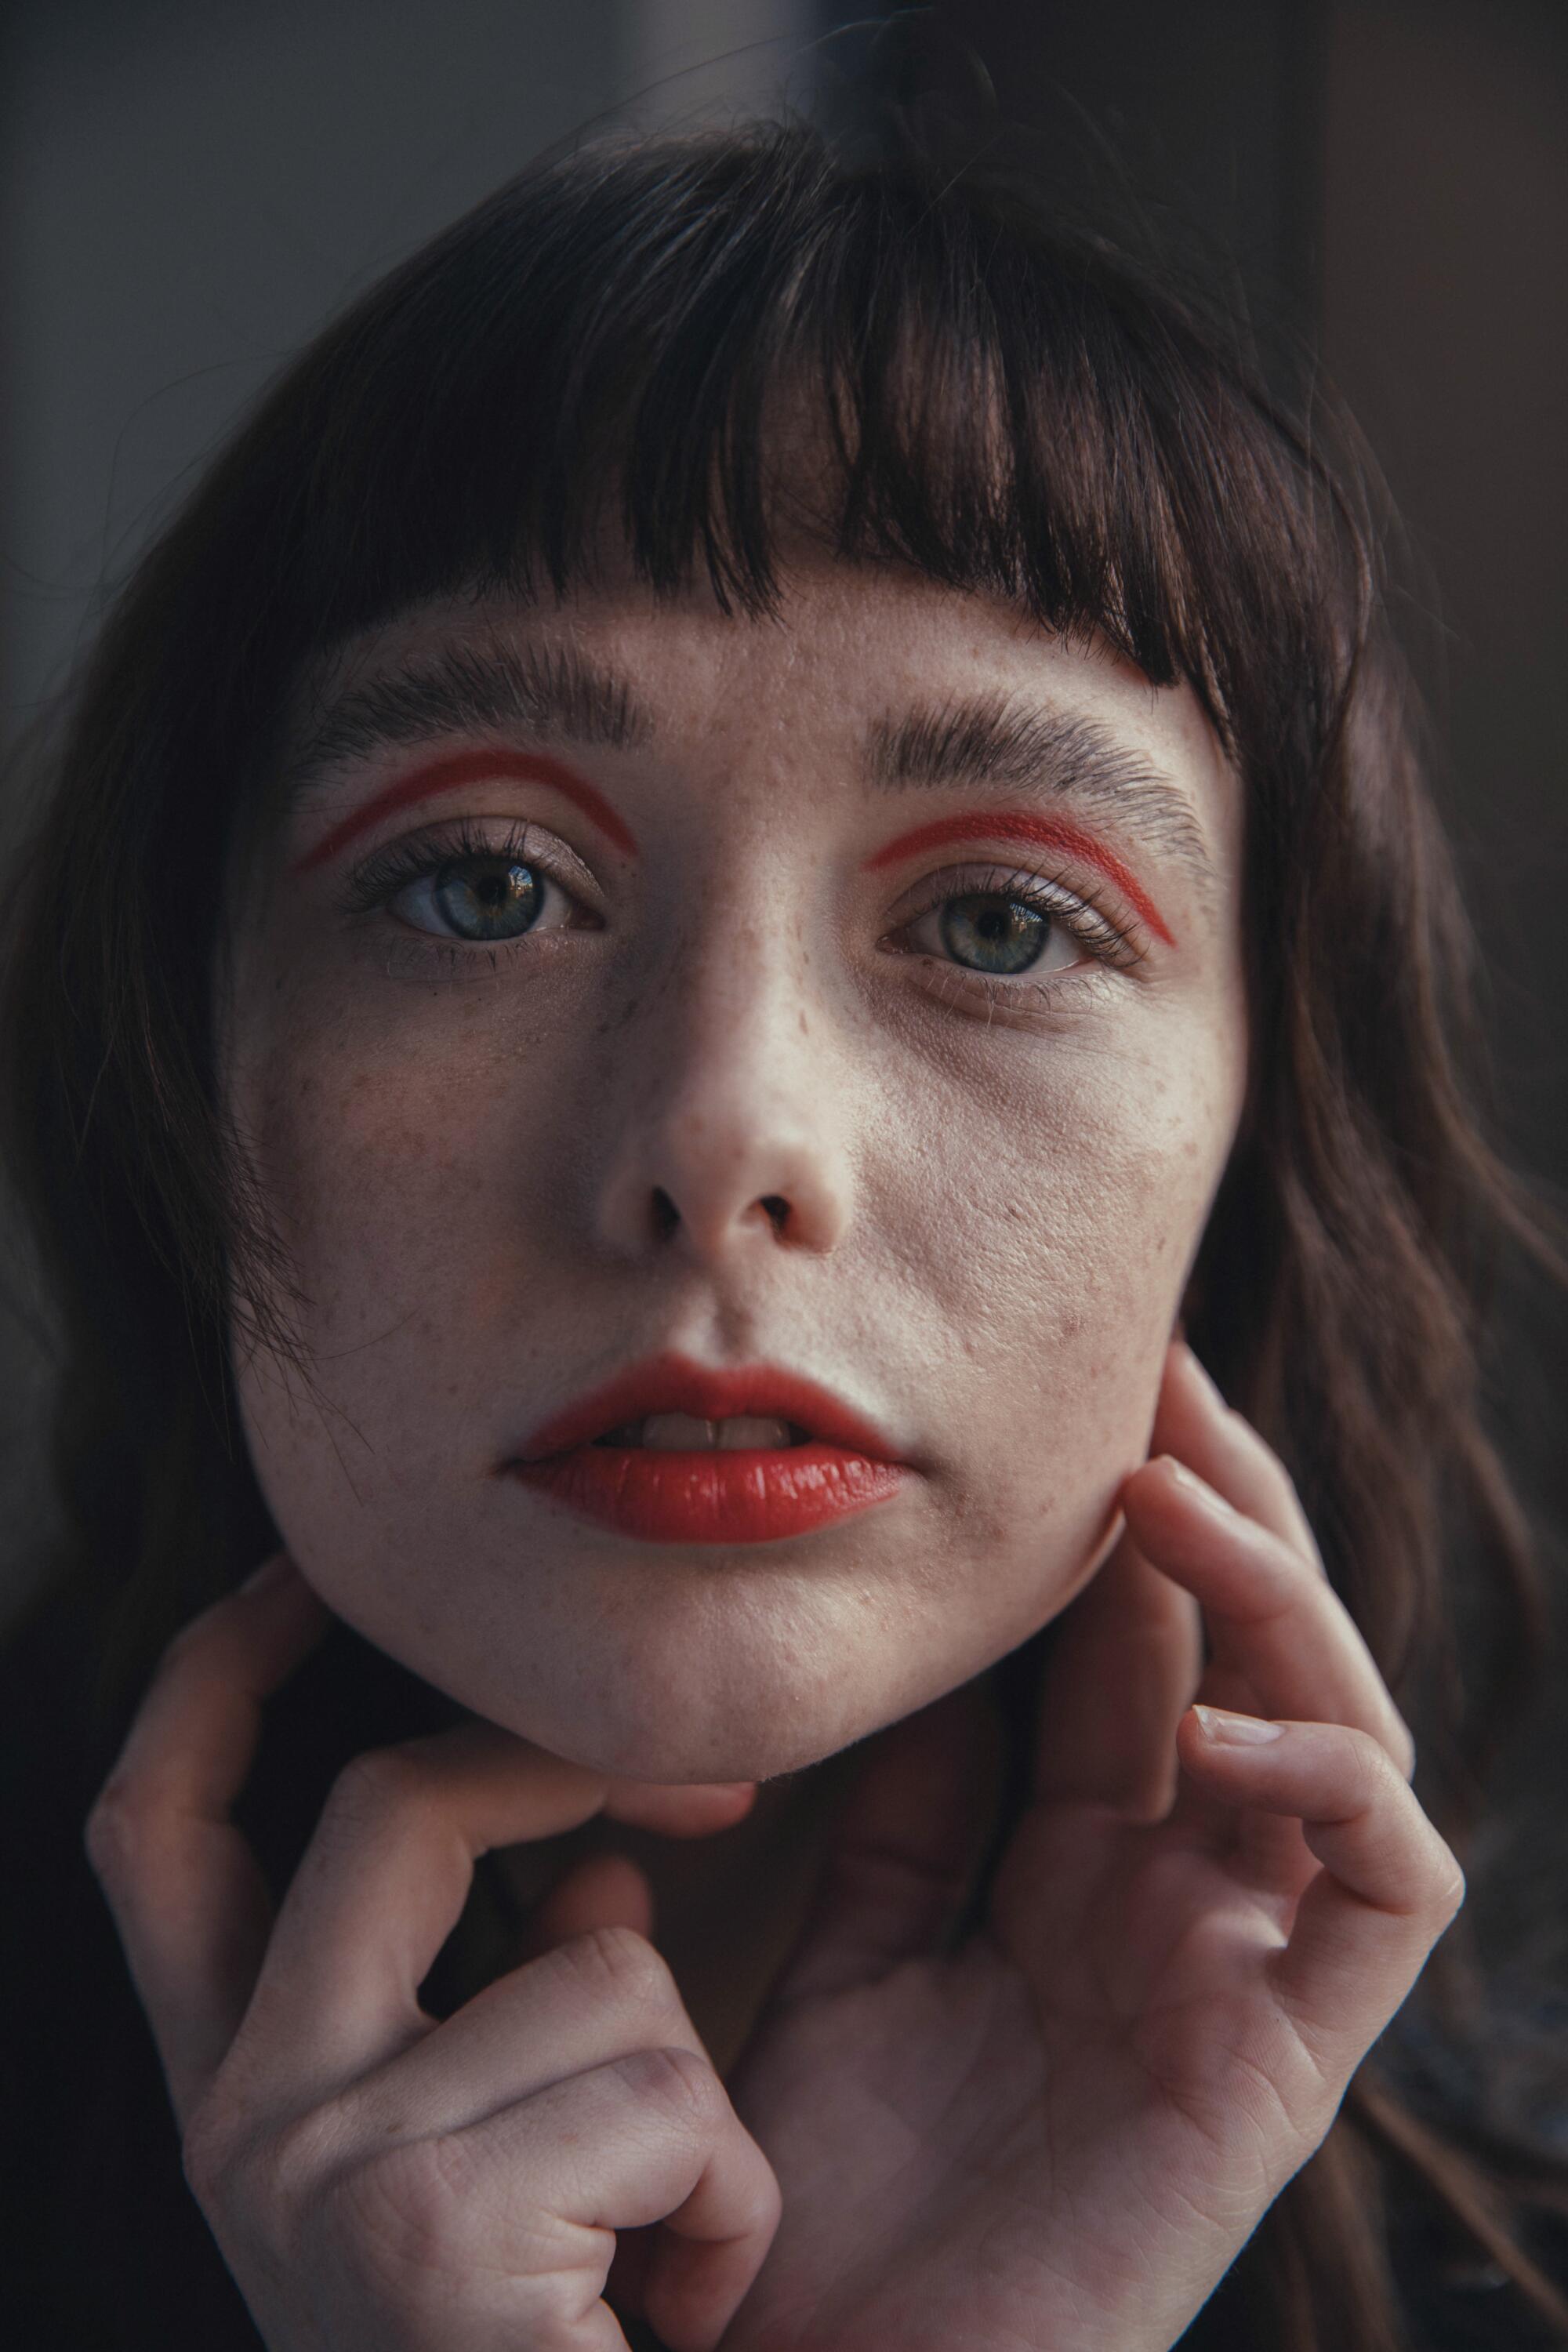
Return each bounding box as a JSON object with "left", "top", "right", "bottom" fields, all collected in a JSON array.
[
  {"left": 238, "top": 1731, "right": 746, "bottom": 2106},
  {"left": 761, "top": 1676, "right": 1004, "bottom": 2004},
  {"left": 359, "top": 2043, "right": 779, "bottom": 2352},
  {"left": 1124, "top": 1457, "right": 1416, "bottom": 1777},
  {"left": 1153, "top": 1341, "right": 1323, "bottom": 1564},
  {"left": 604, "top": 1781, "right": 758, "bottom": 1838},
  {"left": 340, "top": 1919, "right": 731, "bottom": 2158},
  {"left": 1177, "top": 1707, "right": 1465, "bottom": 2080},
  {"left": 82, "top": 1552, "right": 332, "bottom": 2131},
  {"left": 529, "top": 1852, "right": 657, "bottom": 1953},
  {"left": 1033, "top": 1518, "right": 1203, "bottom": 1820}
]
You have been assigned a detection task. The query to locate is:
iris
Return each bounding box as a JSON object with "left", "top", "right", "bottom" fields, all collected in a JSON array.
[
  {"left": 940, "top": 894, "right": 1048, "bottom": 975},
  {"left": 434, "top": 857, "right": 542, "bottom": 942}
]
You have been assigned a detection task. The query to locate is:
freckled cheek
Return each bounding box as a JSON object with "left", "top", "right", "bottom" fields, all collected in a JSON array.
[
  {"left": 229, "top": 1002, "right": 574, "bottom": 1330},
  {"left": 897, "top": 1046, "right": 1235, "bottom": 1508}
]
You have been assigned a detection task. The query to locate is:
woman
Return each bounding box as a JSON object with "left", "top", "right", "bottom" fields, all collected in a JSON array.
[{"left": 2, "top": 116, "right": 1566, "bottom": 2350}]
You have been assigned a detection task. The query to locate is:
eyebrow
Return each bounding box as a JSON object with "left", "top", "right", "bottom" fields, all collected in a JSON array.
[
  {"left": 864, "top": 694, "right": 1219, "bottom": 920},
  {"left": 281, "top": 644, "right": 1219, "bottom": 930},
  {"left": 280, "top": 638, "right": 653, "bottom": 811}
]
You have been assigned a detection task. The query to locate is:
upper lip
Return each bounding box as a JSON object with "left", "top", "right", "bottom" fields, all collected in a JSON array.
[{"left": 509, "top": 1350, "right": 905, "bottom": 1464}]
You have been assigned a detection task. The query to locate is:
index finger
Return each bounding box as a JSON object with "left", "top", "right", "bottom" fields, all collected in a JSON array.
[
  {"left": 1123, "top": 1460, "right": 1416, "bottom": 1777},
  {"left": 82, "top": 1553, "right": 332, "bottom": 2131},
  {"left": 1152, "top": 1341, "right": 1323, "bottom": 1566}
]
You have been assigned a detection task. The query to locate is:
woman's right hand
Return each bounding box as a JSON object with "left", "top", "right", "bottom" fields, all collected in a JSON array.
[{"left": 83, "top": 1551, "right": 779, "bottom": 2352}]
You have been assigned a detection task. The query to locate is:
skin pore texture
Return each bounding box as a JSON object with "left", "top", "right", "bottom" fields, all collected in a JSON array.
[{"left": 217, "top": 553, "right": 1248, "bottom": 1898}]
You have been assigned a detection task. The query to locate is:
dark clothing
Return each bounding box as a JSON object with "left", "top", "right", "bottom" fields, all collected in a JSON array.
[{"left": 4, "top": 1585, "right": 1565, "bottom": 2352}]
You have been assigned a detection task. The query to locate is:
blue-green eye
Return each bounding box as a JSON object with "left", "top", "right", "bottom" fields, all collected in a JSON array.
[
  {"left": 370, "top": 844, "right": 586, "bottom": 946},
  {"left": 423, "top": 855, "right": 543, "bottom": 942},
  {"left": 338, "top": 817, "right": 593, "bottom": 946},
  {"left": 938, "top": 892, "right": 1051, "bottom": 975},
  {"left": 895, "top": 864, "right": 1127, "bottom": 990}
]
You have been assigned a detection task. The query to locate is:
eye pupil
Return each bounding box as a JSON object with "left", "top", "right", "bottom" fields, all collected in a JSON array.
[
  {"left": 434, "top": 857, "right": 542, "bottom": 941},
  {"left": 940, "top": 893, "right": 1048, "bottom": 975}
]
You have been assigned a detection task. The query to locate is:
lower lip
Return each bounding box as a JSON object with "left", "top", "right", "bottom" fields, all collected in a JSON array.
[{"left": 504, "top": 1443, "right": 908, "bottom": 1544}]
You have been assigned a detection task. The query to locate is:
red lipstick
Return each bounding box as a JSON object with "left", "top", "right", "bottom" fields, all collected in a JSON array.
[{"left": 501, "top": 1352, "right": 909, "bottom": 1544}]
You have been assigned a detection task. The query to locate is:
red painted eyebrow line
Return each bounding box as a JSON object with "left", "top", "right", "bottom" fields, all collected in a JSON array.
[
  {"left": 285, "top": 747, "right": 639, "bottom": 877},
  {"left": 861, "top": 810, "right": 1177, "bottom": 946}
]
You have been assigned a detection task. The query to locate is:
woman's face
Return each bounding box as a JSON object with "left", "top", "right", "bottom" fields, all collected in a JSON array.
[{"left": 220, "top": 552, "right": 1247, "bottom": 1780}]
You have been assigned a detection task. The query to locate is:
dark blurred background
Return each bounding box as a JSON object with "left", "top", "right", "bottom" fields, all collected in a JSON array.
[{"left": 1, "top": 0, "right": 1563, "bottom": 1992}]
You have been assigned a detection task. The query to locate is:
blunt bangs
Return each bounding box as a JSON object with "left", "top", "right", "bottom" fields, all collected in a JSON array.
[{"left": 212, "top": 122, "right": 1353, "bottom": 779}]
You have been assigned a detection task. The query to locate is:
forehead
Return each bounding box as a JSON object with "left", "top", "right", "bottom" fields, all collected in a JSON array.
[{"left": 286, "top": 559, "right": 1232, "bottom": 793}]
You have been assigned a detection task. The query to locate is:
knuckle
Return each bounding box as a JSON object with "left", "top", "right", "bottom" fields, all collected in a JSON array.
[
  {"left": 1429, "top": 1845, "right": 1468, "bottom": 1918},
  {"left": 180, "top": 2097, "right": 235, "bottom": 2206},
  {"left": 157, "top": 1609, "right": 216, "bottom": 1667},
  {"left": 328, "top": 1744, "right": 432, "bottom": 1824},
  {"left": 546, "top": 1922, "right": 678, "bottom": 2016},
  {"left": 183, "top": 2091, "right": 290, "bottom": 2221},
  {"left": 614, "top": 2041, "right": 722, "bottom": 2129},
  {"left": 1388, "top": 1716, "right": 1417, "bottom": 1781},
  {"left": 1253, "top": 1438, "right": 1302, "bottom": 1512},
  {"left": 82, "top": 1779, "right": 159, "bottom": 1886},
  {"left": 328, "top": 2134, "right": 514, "bottom": 2310},
  {"left": 1352, "top": 1722, "right": 1403, "bottom": 1781},
  {"left": 350, "top": 2131, "right": 475, "bottom": 2251}
]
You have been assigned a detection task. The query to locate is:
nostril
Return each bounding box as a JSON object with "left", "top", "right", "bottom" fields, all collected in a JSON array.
[{"left": 760, "top": 1195, "right": 790, "bottom": 1236}]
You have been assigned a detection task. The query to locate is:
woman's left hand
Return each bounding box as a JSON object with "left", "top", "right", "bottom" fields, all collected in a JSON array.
[{"left": 662, "top": 1338, "right": 1462, "bottom": 2352}]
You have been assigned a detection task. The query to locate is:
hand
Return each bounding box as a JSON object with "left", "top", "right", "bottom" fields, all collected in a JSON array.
[
  {"left": 691, "top": 1340, "right": 1463, "bottom": 2351},
  {"left": 83, "top": 1555, "right": 780, "bottom": 2352}
]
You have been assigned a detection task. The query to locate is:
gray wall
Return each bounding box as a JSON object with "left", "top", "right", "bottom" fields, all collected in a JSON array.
[{"left": 0, "top": 0, "right": 816, "bottom": 738}]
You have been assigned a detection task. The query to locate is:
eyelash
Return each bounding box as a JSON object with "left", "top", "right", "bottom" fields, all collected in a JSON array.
[
  {"left": 887, "top": 860, "right": 1143, "bottom": 1007},
  {"left": 337, "top": 816, "right": 593, "bottom": 953},
  {"left": 336, "top": 821, "right": 1145, "bottom": 1001}
]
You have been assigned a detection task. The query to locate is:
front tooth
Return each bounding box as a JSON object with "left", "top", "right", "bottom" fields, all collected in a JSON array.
[
  {"left": 641, "top": 1413, "right": 718, "bottom": 1450},
  {"left": 716, "top": 1416, "right": 793, "bottom": 1450},
  {"left": 630, "top": 1414, "right": 797, "bottom": 1450}
]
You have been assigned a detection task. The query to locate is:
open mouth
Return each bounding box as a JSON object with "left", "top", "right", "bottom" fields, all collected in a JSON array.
[
  {"left": 592, "top": 1414, "right": 811, "bottom": 1450},
  {"left": 503, "top": 1354, "right": 911, "bottom": 1544}
]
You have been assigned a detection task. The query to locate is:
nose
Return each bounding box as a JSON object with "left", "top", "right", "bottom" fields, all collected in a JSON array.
[{"left": 592, "top": 912, "right": 854, "bottom": 1265}]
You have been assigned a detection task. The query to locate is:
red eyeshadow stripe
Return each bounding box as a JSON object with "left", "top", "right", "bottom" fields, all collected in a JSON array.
[
  {"left": 288, "top": 747, "right": 638, "bottom": 877},
  {"left": 861, "top": 810, "right": 1176, "bottom": 946}
]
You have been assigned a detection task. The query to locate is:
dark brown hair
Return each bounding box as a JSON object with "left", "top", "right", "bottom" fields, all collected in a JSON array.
[{"left": 2, "top": 115, "right": 1566, "bottom": 2348}]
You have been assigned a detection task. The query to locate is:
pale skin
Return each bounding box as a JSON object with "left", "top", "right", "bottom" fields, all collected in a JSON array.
[{"left": 85, "top": 552, "right": 1463, "bottom": 2351}]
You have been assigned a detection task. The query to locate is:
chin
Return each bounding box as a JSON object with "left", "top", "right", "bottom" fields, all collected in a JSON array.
[
  {"left": 497, "top": 1602, "right": 938, "bottom": 1787},
  {"left": 586, "top": 1704, "right": 867, "bottom": 1787},
  {"left": 529, "top": 1655, "right": 891, "bottom": 1786}
]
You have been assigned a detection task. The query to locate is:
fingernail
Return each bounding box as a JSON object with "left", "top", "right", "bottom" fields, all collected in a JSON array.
[
  {"left": 1192, "top": 1704, "right": 1283, "bottom": 1745},
  {"left": 240, "top": 1553, "right": 291, "bottom": 1595},
  {"left": 1163, "top": 1457, "right": 1236, "bottom": 1515}
]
